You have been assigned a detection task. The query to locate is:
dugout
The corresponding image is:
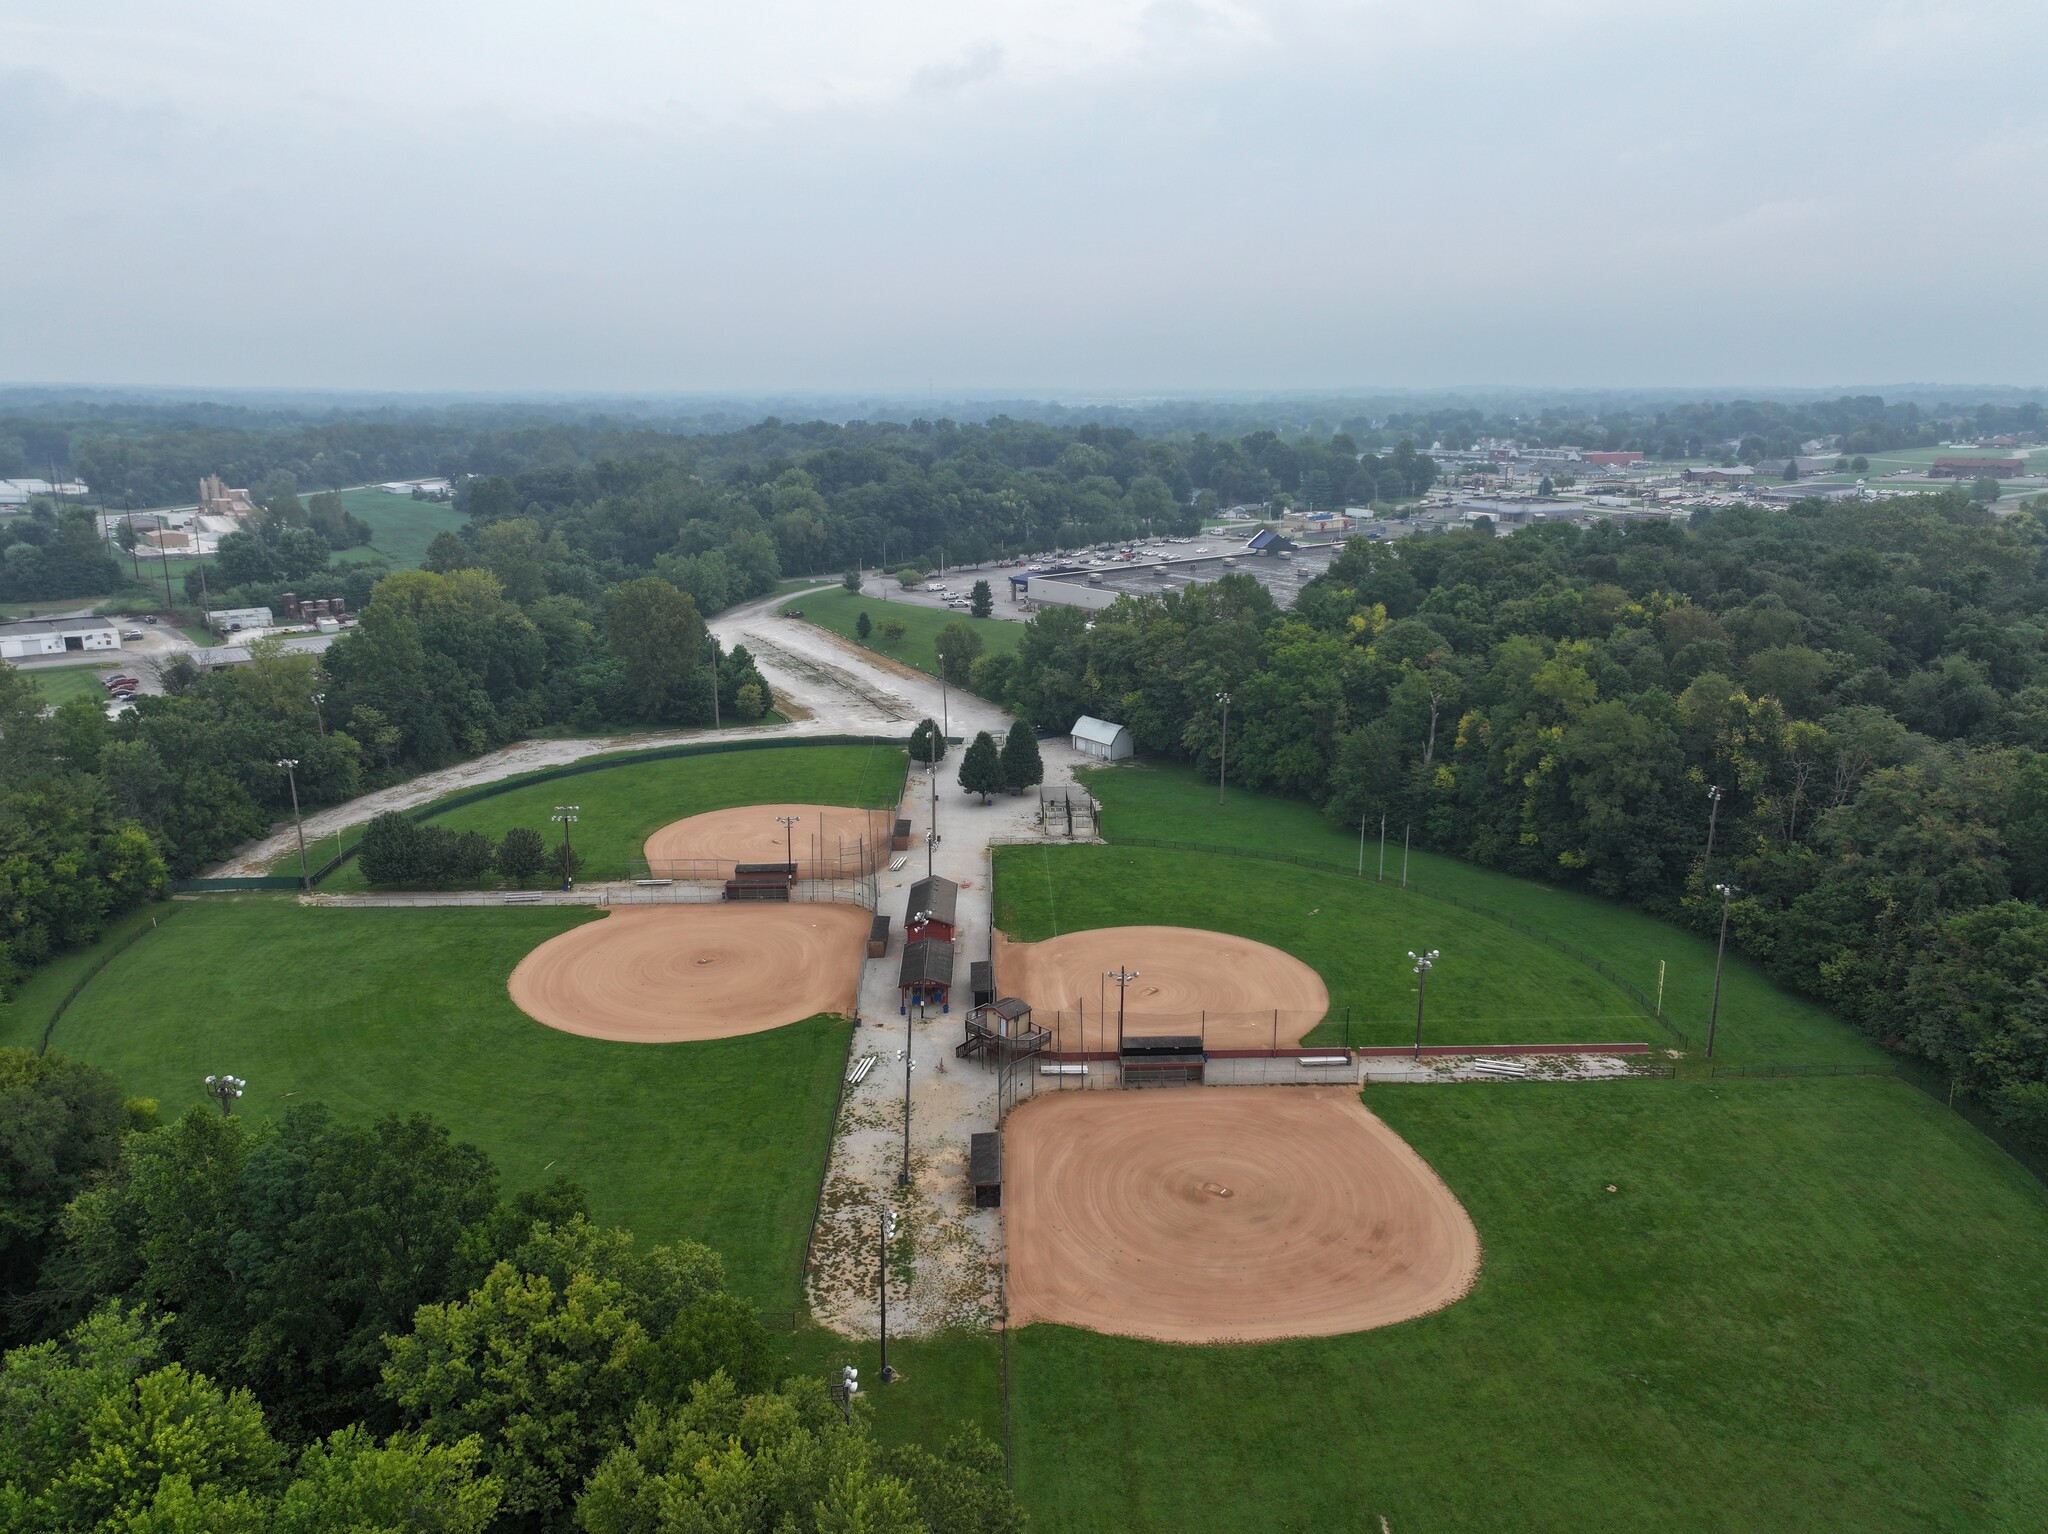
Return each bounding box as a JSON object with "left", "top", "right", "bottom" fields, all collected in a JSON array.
[
  {"left": 1120, "top": 1034, "right": 1205, "bottom": 1087},
  {"left": 970, "top": 1131, "right": 1002, "bottom": 1208},
  {"left": 868, "top": 913, "right": 890, "bottom": 958},
  {"left": 891, "top": 817, "right": 912, "bottom": 852},
  {"left": 734, "top": 861, "right": 798, "bottom": 887}
]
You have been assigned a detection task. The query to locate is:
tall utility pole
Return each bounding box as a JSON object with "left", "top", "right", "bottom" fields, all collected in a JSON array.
[
  {"left": 1706, "top": 883, "right": 1738, "bottom": 1059},
  {"left": 276, "top": 758, "right": 310, "bottom": 889},
  {"left": 1703, "top": 784, "right": 1723, "bottom": 877},
  {"left": 551, "top": 805, "right": 580, "bottom": 889},
  {"left": 1215, "top": 691, "right": 1231, "bottom": 805},
  {"left": 1378, "top": 814, "right": 1388, "bottom": 882},
  {"left": 898, "top": 1034, "right": 915, "bottom": 1187},
  {"left": 1107, "top": 966, "right": 1140, "bottom": 1054},
  {"left": 709, "top": 636, "right": 721, "bottom": 729},
  {"left": 777, "top": 814, "right": 801, "bottom": 868},
  {"left": 1408, "top": 949, "right": 1439, "bottom": 1059},
  {"left": 879, "top": 1208, "right": 898, "bottom": 1382}
]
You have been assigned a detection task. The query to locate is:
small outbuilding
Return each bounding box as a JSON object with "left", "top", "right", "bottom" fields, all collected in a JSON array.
[
  {"left": 1069, "top": 715, "right": 1134, "bottom": 761},
  {"left": 0, "top": 616, "right": 119, "bottom": 660},
  {"left": 898, "top": 938, "right": 955, "bottom": 1013},
  {"left": 905, "top": 875, "right": 959, "bottom": 943}
]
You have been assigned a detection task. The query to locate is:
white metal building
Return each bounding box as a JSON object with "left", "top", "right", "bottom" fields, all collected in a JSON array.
[
  {"left": 205, "top": 606, "right": 274, "bottom": 634},
  {"left": 0, "top": 617, "right": 119, "bottom": 660},
  {"left": 1069, "top": 715, "right": 1135, "bottom": 761}
]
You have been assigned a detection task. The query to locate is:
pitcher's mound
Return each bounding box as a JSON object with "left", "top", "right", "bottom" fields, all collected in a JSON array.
[
  {"left": 644, "top": 803, "right": 892, "bottom": 875},
  {"left": 508, "top": 905, "right": 870, "bottom": 1042},
  {"left": 993, "top": 925, "right": 1329, "bottom": 1051},
  {"left": 1005, "top": 1088, "right": 1479, "bottom": 1343}
]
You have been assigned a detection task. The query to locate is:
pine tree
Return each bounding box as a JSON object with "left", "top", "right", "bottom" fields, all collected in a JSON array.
[
  {"left": 959, "top": 731, "right": 1003, "bottom": 803},
  {"left": 970, "top": 579, "right": 994, "bottom": 619},
  {"left": 909, "top": 718, "right": 946, "bottom": 765},
  {"left": 1000, "top": 720, "right": 1044, "bottom": 794},
  {"left": 855, "top": 610, "right": 872, "bottom": 640}
]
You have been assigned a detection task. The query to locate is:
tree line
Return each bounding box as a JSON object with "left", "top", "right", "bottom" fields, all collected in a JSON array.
[
  {"left": 0, "top": 1049, "right": 1022, "bottom": 1533},
  {"left": 991, "top": 490, "right": 2048, "bottom": 1147}
]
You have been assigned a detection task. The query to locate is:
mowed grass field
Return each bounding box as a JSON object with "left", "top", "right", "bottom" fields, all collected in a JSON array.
[
  {"left": 333, "top": 486, "right": 467, "bottom": 568},
  {"left": 9, "top": 660, "right": 116, "bottom": 707},
  {"left": 782, "top": 585, "right": 1025, "bottom": 682},
  {"left": 1079, "top": 762, "right": 1879, "bottom": 1063},
  {"left": 993, "top": 844, "right": 1645, "bottom": 1048},
  {"left": 321, "top": 742, "right": 908, "bottom": 888},
  {"left": 0, "top": 900, "right": 848, "bottom": 1315},
  {"left": 1008, "top": 1077, "right": 2048, "bottom": 1533}
]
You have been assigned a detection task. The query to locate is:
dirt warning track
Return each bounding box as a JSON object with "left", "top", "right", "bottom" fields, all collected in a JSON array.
[
  {"left": 508, "top": 905, "right": 870, "bottom": 1042},
  {"left": 643, "top": 803, "right": 892, "bottom": 874},
  {"left": 1005, "top": 1088, "right": 1479, "bottom": 1343},
  {"left": 992, "top": 925, "right": 1329, "bottom": 1050}
]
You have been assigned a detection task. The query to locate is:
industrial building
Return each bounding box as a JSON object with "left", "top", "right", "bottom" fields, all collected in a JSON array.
[
  {"left": 0, "top": 616, "right": 119, "bottom": 660},
  {"left": 1020, "top": 541, "right": 1344, "bottom": 614}
]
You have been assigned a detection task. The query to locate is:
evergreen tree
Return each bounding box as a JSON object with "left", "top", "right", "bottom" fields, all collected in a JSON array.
[
  {"left": 1000, "top": 720, "right": 1044, "bottom": 794},
  {"left": 855, "top": 610, "right": 872, "bottom": 640},
  {"left": 909, "top": 718, "right": 946, "bottom": 766},
  {"left": 970, "top": 579, "right": 994, "bottom": 618},
  {"left": 959, "top": 731, "right": 1002, "bottom": 803}
]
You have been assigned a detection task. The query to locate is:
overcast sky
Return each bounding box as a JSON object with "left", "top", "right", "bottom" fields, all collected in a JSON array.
[{"left": 3, "top": 0, "right": 2044, "bottom": 393}]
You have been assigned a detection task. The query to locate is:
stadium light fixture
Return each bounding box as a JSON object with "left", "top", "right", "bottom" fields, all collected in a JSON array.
[
  {"left": 550, "top": 806, "right": 580, "bottom": 890},
  {"left": 776, "top": 814, "right": 801, "bottom": 869},
  {"left": 880, "top": 1208, "right": 899, "bottom": 1382},
  {"left": 1703, "top": 784, "right": 1723, "bottom": 878},
  {"left": 204, "top": 1073, "right": 245, "bottom": 1116},
  {"left": 1215, "top": 692, "right": 1231, "bottom": 804}
]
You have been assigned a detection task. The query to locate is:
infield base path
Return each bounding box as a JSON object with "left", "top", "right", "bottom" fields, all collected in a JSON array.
[
  {"left": 644, "top": 803, "right": 893, "bottom": 873},
  {"left": 1005, "top": 1088, "right": 1479, "bottom": 1342},
  {"left": 508, "top": 905, "right": 870, "bottom": 1042},
  {"left": 992, "top": 925, "right": 1329, "bottom": 1051}
]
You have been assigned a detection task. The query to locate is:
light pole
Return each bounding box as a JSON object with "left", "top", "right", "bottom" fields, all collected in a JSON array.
[
  {"left": 1408, "top": 949, "right": 1439, "bottom": 1060},
  {"left": 1215, "top": 691, "right": 1231, "bottom": 805},
  {"left": 1706, "top": 883, "right": 1737, "bottom": 1060},
  {"left": 879, "top": 1208, "right": 898, "bottom": 1383},
  {"left": 935, "top": 646, "right": 950, "bottom": 737},
  {"left": 898, "top": 1037, "right": 915, "bottom": 1187},
  {"left": 1703, "top": 784, "right": 1723, "bottom": 877},
  {"left": 777, "top": 814, "right": 801, "bottom": 869},
  {"left": 834, "top": 1364, "right": 859, "bottom": 1425},
  {"left": 276, "top": 758, "right": 310, "bottom": 890},
  {"left": 1107, "top": 966, "right": 1140, "bottom": 1053},
  {"left": 709, "top": 638, "right": 721, "bottom": 730},
  {"left": 205, "top": 1074, "right": 245, "bottom": 1116},
  {"left": 310, "top": 691, "right": 326, "bottom": 736},
  {"left": 551, "top": 805, "right": 580, "bottom": 890}
]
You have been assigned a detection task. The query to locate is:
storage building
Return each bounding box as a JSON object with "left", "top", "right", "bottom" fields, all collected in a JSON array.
[
  {"left": 0, "top": 616, "right": 119, "bottom": 660},
  {"left": 1069, "top": 715, "right": 1134, "bottom": 761}
]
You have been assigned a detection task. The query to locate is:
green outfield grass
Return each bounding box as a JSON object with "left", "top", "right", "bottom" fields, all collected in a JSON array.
[
  {"left": 1007, "top": 1076, "right": 2048, "bottom": 1533},
  {"left": 782, "top": 586, "right": 1025, "bottom": 682},
  {"left": 319, "top": 742, "right": 908, "bottom": 888},
  {"left": 1077, "top": 762, "right": 1878, "bottom": 1063},
  {"left": 1, "top": 899, "right": 847, "bottom": 1314},
  {"left": 334, "top": 487, "right": 467, "bottom": 568},
  {"left": 993, "top": 843, "right": 1646, "bottom": 1048}
]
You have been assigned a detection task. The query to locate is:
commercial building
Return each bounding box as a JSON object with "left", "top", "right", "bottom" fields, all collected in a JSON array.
[
  {"left": 199, "top": 475, "right": 257, "bottom": 518},
  {"left": 0, "top": 616, "right": 120, "bottom": 659},
  {"left": 205, "top": 606, "right": 274, "bottom": 634},
  {"left": 196, "top": 633, "right": 337, "bottom": 670},
  {"left": 1930, "top": 457, "right": 2025, "bottom": 479},
  {"left": 1022, "top": 541, "right": 1344, "bottom": 614}
]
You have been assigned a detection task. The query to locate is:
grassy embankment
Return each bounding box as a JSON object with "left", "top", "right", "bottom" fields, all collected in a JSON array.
[
  {"left": 781, "top": 585, "right": 1025, "bottom": 683},
  {"left": 316, "top": 742, "right": 907, "bottom": 888}
]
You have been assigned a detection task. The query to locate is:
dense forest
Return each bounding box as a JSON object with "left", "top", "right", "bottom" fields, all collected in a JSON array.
[
  {"left": 0, "top": 1052, "right": 1020, "bottom": 1532},
  {"left": 992, "top": 490, "right": 2048, "bottom": 1144}
]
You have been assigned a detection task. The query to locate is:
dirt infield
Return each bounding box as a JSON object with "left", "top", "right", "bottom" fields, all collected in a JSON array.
[
  {"left": 507, "top": 905, "right": 870, "bottom": 1042},
  {"left": 1004, "top": 1088, "right": 1479, "bottom": 1342},
  {"left": 992, "top": 925, "right": 1330, "bottom": 1050},
  {"left": 643, "top": 803, "right": 893, "bottom": 874}
]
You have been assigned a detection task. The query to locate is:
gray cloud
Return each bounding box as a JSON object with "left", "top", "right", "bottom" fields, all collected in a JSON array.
[{"left": 0, "top": 0, "right": 2042, "bottom": 390}]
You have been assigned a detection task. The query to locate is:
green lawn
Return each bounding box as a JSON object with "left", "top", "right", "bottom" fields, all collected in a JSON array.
[
  {"left": 1007, "top": 1077, "right": 2048, "bottom": 1533},
  {"left": 334, "top": 487, "right": 467, "bottom": 569},
  {"left": 782, "top": 586, "right": 1025, "bottom": 682},
  {"left": 10, "top": 660, "right": 115, "bottom": 708},
  {"left": 993, "top": 844, "right": 1645, "bottom": 1048},
  {"left": 1078, "top": 762, "right": 1878, "bottom": 1063},
  {"left": 319, "top": 742, "right": 908, "bottom": 888},
  {"left": 2, "top": 899, "right": 848, "bottom": 1315}
]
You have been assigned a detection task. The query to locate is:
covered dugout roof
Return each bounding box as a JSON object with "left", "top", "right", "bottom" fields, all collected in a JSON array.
[
  {"left": 906, "top": 875, "right": 958, "bottom": 926},
  {"left": 898, "top": 938, "right": 956, "bottom": 989}
]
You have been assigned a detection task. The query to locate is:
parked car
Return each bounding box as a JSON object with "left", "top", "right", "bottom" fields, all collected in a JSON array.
[
  {"left": 142, "top": 614, "right": 158, "bottom": 624},
  {"left": 120, "top": 628, "right": 144, "bottom": 640}
]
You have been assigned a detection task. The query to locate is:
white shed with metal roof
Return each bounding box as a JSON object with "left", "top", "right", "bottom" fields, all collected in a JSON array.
[{"left": 1069, "top": 715, "right": 1134, "bottom": 761}]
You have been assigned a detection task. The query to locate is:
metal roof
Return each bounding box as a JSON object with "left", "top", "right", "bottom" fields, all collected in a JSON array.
[
  {"left": 897, "top": 938, "right": 956, "bottom": 988},
  {"left": 0, "top": 616, "right": 116, "bottom": 637},
  {"left": 906, "top": 875, "right": 958, "bottom": 925},
  {"left": 1069, "top": 715, "right": 1129, "bottom": 746}
]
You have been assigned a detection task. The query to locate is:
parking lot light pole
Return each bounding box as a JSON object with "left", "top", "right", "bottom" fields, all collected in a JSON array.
[
  {"left": 1706, "top": 883, "right": 1738, "bottom": 1060},
  {"left": 275, "top": 759, "right": 309, "bottom": 889},
  {"left": 1408, "top": 949, "right": 1439, "bottom": 1060}
]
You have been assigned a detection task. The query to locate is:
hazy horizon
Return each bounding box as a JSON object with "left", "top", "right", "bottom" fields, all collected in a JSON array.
[{"left": 5, "top": 0, "right": 2044, "bottom": 393}]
